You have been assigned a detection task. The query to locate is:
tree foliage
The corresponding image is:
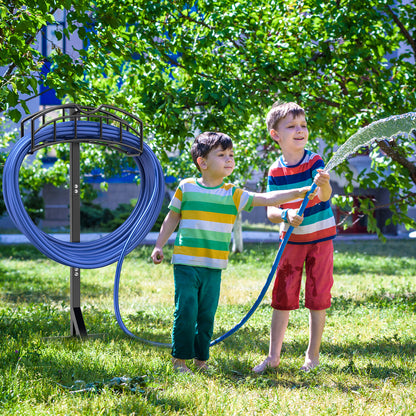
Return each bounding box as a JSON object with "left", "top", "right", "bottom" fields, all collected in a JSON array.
[{"left": 1, "top": 0, "right": 415, "bottom": 235}]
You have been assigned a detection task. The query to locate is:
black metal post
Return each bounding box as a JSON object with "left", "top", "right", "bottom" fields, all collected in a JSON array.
[{"left": 69, "top": 141, "right": 87, "bottom": 337}]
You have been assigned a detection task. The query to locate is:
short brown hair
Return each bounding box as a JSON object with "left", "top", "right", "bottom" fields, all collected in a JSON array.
[
  {"left": 266, "top": 101, "right": 306, "bottom": 132},
  {"left": 191, "top": 132, "right": 233, "bottom": 171}
]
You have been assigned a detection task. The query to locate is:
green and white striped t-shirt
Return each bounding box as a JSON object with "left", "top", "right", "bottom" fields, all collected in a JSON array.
[{"left": 169, "top": 178, "right": 254, "bottom": 269}]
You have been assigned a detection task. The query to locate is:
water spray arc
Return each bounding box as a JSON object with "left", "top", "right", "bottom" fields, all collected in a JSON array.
[{"left": 324, "top": 112, "right": 416, "bottom": 172}]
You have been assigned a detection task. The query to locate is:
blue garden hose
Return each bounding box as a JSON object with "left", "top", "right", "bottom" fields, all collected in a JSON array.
[
  {"left": 4, "top": 120, "right": 169, "bottom": 343},
  {"left": 115, "top": 185, "right": 316, "bottom": 348},
  {"left": 3, "top": 121, "right": 165, "bottom": 269},
  {"left": 210, "top": 183, "right": 317, "bottom": 346}
]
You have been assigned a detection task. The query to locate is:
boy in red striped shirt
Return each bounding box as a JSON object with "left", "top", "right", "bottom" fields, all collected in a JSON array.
[{"left": 253, "top": 102, "right": 336, "bottom": 373}]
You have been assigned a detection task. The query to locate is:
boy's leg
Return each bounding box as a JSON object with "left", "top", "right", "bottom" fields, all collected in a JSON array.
[
  {"left": 252, "top": 309, "right": 290, "bottom": 373},
  {"left": 172, "top": 265, "right": 199, "bottom": 369},
  {"left": 303, "top": 240, "right": 333, "bottom": 371},
  {"left": 253, "top": 244, "right": 304, "bottom": 373},
  {"left": 194, "top": 267, "right": 222, "bottom": 363},
  {"left": 301, "top": 309, "right": 326, "bottom": 371}
]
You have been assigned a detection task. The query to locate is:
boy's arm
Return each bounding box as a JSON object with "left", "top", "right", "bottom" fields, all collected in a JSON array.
[
  {"left": 314, "top": 169, "right": 332, "bottom": 202},
  {"left": 151, "top": 210, "right": 181, "bottom": 264},
  {"left": 265, "top": 171, "right": 331, "bottom": 225},
  {"left": 267, "top": 205, "right": 304, "bottom": 227},
  {"left": 251, "top": 186, "right": 311, "bottom": 207}
]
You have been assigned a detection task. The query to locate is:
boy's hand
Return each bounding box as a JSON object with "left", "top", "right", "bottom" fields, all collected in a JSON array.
[
  {"left": 299, "top": 186, "right": 318, "bottom": 200},
  {"left": 313, "top": 169, "right": 332, "bottom": 202},
  {"left": 299, "top": 186, "right": 310, "bottom": 198},
  {"left": 151, "top": 247, "right": 164, "bottom": 264},
  {"left": 287, "top": 209, "right": 304, "bottom": 227},
  {"left": 314, "top": 169, "right": 330, "bottom": 187}
]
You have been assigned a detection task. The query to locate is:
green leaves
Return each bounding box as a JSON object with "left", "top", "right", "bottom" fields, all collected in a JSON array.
[{"left": 1, "top": 0, "right": 416, "bottom": 235}]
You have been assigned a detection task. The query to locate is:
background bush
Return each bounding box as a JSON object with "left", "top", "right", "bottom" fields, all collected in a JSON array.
[{"left": 80, "top": 195, "right": 171, "bottom": 232}]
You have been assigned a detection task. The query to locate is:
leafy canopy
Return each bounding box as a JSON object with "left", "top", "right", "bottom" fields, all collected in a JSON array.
[{"left": 1, "top": 0, "right": 415, "bottom": 235}]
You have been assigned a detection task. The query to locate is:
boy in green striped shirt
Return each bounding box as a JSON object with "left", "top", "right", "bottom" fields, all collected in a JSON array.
[{"left": 151, "top": 132, "right": 313, "bottom": 374}]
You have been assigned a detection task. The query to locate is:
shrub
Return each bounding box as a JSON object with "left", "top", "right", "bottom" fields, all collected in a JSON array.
[{"left": 80, "top": 194, "right": 170, "bottom": 232}]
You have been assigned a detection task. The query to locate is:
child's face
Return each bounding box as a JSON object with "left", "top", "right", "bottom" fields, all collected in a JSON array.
[
  {"left": 270, "top": 113, "right": 309, "bottom": 153},
  {"left": 198, "top": 145, "right": 235, "bottom": 178}
]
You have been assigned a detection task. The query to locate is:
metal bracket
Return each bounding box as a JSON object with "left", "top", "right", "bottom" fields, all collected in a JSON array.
[{"left": 20, "top": 103, "right": 143, "bottom": 156}]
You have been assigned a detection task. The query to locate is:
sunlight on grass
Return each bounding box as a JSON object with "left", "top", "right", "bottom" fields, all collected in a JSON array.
[{"left": 0, "top": 240, "right": 415, "bottom": 415}]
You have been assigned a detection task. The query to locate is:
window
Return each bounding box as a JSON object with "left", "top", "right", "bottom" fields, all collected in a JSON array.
[{"left": 40, "top": 10, "right": 66, "bottom": 105}]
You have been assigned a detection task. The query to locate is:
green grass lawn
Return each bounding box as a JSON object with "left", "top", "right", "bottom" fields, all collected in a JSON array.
[{"left": 0, "top": 239, "right": 415, "bottom": 415}]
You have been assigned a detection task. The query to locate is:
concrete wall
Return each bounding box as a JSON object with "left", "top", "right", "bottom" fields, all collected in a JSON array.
[{"left": 39, "top": 182, "right": 141, "bottom": 230}]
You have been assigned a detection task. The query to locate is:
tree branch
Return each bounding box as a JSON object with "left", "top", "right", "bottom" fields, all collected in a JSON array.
[
  {"left": 311, "top": 95, "right": 341, "bottom": 108},
  {"left": 385, "top": 4, "right": 416, "bottom": 55},
  {"left": 2, "top": 5, "right": 58, "bottom": 79},
  {"left": 378, "top": 140, "right": 416, "bottom": 184},
  {"left": 177, "top": 10, "right": 213, "bottom": 30}
]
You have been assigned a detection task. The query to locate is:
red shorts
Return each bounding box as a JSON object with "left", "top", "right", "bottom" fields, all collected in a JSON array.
[{"left": 271, "top": 240, "right": 334, "bottom": 311}]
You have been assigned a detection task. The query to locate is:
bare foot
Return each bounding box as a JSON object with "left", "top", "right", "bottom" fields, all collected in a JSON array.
[
  {"left": 252, "top": 357, "right": 280, "bottom": 374},
  {"left": 300, "top": 356, "right": 319, "bottom": 372},
  {"left": 194, "top": 359, "right": 209, "bottom": 372},
  {"left": 172, "top": 358, "right": 193, "bottom": 374}
]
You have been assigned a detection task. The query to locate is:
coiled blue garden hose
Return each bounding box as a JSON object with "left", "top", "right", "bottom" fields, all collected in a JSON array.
[
  {"left": 3, "top": 120, "right": 169, "bottom": 344},
  {"left": 3, "top": 121, "right": 165, "bottom": 269}
]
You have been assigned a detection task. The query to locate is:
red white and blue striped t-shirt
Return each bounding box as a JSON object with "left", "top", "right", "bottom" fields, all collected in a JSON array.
[{"left": 267, "top": 149, "right": 336, "bottom": 245}]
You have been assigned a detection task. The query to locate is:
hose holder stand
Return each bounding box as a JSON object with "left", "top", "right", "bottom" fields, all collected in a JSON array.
[
  {"left": 21, "top": 103, "right": 144, "bottom": 156},
  {"left": 18, "top": 103, "right": 146, "bottom": 338}
]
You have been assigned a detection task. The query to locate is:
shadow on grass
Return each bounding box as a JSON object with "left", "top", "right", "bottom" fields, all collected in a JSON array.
[
  {"left": 0, "top": 269, "right": 113, "bottom": 305},
  {"left": 0, "top": 301, "right": 172, "bottom": 346},
  {"left": 0, "top": 244, "right": 46, "bottom": 260},
  {"left": 332, "top": 239, "right": 415, "bottom": 259},
  {"left": 216, "top": 330, "right": 416, "bottom": 390},
  {"left": 323, "top": 338, "right": 416, "bottom": 376},
  {"left": 0, "top": 259, "right": 116, "bottom": 305},
  {"left": 329, "top": 290, "right": 416, "bottom": 312},
  {"left": 0, "top": 267, "right": 68, "bottom": 304}
]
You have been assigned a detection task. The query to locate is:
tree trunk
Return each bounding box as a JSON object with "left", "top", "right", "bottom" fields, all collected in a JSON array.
[{"left": 232, "top": 213, "right": 243, "bottom": 253}]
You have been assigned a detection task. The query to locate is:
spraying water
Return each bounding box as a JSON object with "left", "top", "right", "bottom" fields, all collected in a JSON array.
[{"left": 324, "top": 112, "right": 416, "bottom": 172}]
